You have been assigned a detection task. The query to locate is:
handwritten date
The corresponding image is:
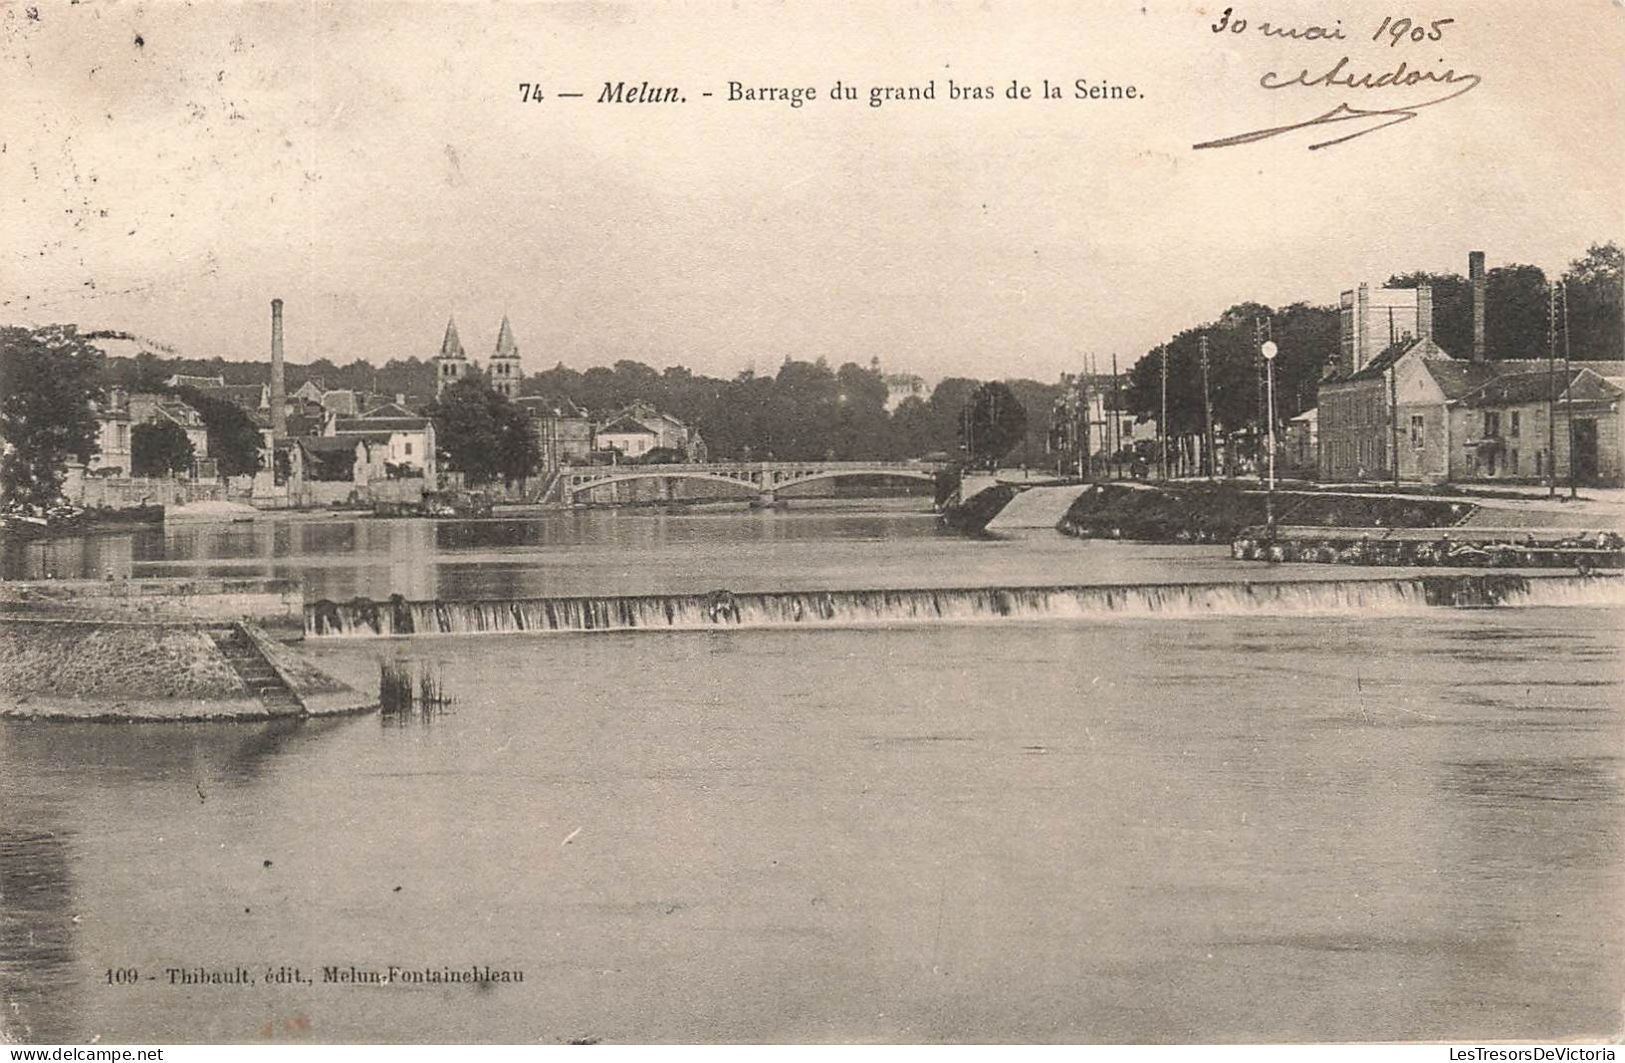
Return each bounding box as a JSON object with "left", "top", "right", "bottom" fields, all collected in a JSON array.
[
  {"left": 1210, "top": 8, "right": 1454, "bottom": 47},
  {"left": 1197, "top": 9, "right": 1478, "bottom": 151}
]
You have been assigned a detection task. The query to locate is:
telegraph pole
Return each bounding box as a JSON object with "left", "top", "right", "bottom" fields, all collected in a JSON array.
[
  {"left": 1199, "top": 333, "right": 1215, "bottom": 479},
  {"left": 1111, "top": 354, "right": 1122, "bottom": 480},
  {"left": 1077, "top": 370, "right": 1090, "bottom": 479},
  {"left": 1562, "top": 280, "right": 1576, "bottom": 499},
  {"left": 1254, "top": 317, "right": 1271, "bottom": 485},
  {"left": 1547, "top": 282, "right": 1559, "bottom": 499},
  {"left": 1159, "top": 344, "right": 1170, "bottom": 480}
]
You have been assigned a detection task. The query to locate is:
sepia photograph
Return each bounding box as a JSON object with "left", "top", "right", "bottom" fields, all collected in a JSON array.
[{"left": 1, "top": 0, "right": 1622, "bottom": 1049}]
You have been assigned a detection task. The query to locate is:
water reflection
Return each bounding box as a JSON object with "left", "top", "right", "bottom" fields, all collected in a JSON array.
[{"left": 0, "top": 717, "right": 359, "bottom": 1041}]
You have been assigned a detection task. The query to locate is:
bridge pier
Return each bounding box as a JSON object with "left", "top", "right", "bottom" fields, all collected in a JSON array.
[{"left": 751, "top": 489, "right": 779, "bottom": 508}]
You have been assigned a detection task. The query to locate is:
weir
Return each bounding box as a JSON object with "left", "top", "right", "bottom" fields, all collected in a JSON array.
[{"left": 304, "top": 573, "right": 1624, "bottom": 639}]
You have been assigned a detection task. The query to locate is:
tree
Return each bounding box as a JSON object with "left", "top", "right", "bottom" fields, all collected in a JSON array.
[
  {"left": 889, "top": 395, "right": 935, "bottom": 459},
  {"left": 425, "top": 374, "right": 539, "bottom": 486},
  {"left": 1563, "top": 242, "right": 1623, "bottom": 360},
  {"left": 926, "top": 377, "right": 982, "bottom": 455},
  {"left": 131, "top": 420, "right": 195, "bottom": 478},
  {"left": 0, "top": 325, "right": 105, "bottom": 510},
  {"left": 174, "top": 387, "right": 262, "bottom": 477},
  {"left": 962, "top": 382, "right": 1028, "bottom": 469},
  {"left": 1389, "top": 263, "right": 1551, "bottom": 359}
]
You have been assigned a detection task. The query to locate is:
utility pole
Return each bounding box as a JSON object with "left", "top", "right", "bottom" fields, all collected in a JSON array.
[
  {"left": 1199, "top": 333, "right": 1215, "bottom": 479},
  {"left": 1547, "top": 282, "right": 1559, "bottom": 499},
  {"left": 1562, "top": 280, "right": 1576, "bottom": 499},
  {"left": 1075, "top": 371, "right": 1088, "bottom": 479},
  {"left": 1159, "top": 344, "right": 1169, "bottom": 480},
  {"left": 1254, "top": 317, "right": 1271, "bottom": 485},
  {"left": 1111, "top": 354, "right": 1122, "bottom": 480}
]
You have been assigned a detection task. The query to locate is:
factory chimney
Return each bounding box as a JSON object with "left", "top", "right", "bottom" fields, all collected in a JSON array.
[
  {"left": 270, "top": 298, "right": 287, "bottom": 439},
  {"left": 1468, "top": 251, "right": 1486, "bottom": 362}
]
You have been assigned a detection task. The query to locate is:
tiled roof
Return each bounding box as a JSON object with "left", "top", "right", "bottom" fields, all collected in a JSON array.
[
  {"left": 596, "top": 415, "right": 657, "bottom": 435},
  {"left": 1431, "top": 359, "right": 1623, "bottom": 402},
  {"left": 357, "top": 402, "right": 418, "bottom": 418}
]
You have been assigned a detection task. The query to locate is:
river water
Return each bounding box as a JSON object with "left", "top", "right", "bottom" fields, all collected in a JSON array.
[{"left": 2, "top": 502, "right": 1621, "bottom": 1043}]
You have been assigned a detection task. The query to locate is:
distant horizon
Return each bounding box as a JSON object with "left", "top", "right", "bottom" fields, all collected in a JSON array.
[{"left": 57, "top": 234, "right": 1620, "bottom": 387}]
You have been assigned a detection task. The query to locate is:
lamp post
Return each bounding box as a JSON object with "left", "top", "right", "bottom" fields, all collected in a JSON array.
[{"left": 1261, "top": 340, "right": 1279, "bottom": 538}]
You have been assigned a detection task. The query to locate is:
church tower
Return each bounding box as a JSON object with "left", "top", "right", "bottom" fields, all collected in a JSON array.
[
  {"left": 489, "top": 314, "right": 522, "bottom": 399},
  {"left": 435, "top": 317, "right": 468, "bottom": 396}
]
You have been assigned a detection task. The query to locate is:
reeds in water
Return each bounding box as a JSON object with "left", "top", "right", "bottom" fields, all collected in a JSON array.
[{"left": 379, "top": 660, "right": 453, "bottom": 720}]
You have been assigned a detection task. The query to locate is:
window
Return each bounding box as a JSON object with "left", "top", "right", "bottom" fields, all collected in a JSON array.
[
  {"left": 1509, "top": 411, "right": 1520, "bottom": 438},
  {"left": 1484, "top": 411, "right": 1501, "bottom": 437},
  {"left": 1509, "top": 448, "right": 1519, "bottom": 473},
  {"left": 1411, "top": 415, "right": 1425, "bottom": 448},
  {"left": 404, "top": 442, "right": 412, "bottom": 456}
]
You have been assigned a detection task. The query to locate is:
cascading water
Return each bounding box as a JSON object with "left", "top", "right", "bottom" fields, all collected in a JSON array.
[{"left": 303, "top": 573, "right": 1624, "bottom": 639}]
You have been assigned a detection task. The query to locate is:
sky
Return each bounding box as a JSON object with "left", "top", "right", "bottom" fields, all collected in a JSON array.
[{"left": 5, "top": 0, "right": 1622, "bottom": 383}]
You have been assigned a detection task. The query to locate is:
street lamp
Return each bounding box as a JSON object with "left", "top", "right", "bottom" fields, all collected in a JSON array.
[{"left": 1261, "top": 340, "right": 1279, "bottom": 539}]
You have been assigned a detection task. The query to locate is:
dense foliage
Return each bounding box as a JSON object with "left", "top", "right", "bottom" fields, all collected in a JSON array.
[
  {"left": 963, "top": 382, "right": 1029, "bottom": 468},
  {"left": 131, "top": 420, "right": 195, "bottom": 478},
  {"left": 173, "top": 386, "right": 263, "bottom": 477},
  {"left": 0, "top": 325, "right": 105, "bottom": 509},
  {"left": 424, "top": 374, "right": 539, "bottom": 485}
]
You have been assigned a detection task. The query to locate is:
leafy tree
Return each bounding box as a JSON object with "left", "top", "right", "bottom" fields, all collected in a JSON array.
[
  {"left": 0, "top": 325, "right": 105, "bottom": 509},
  {"left": 1486, "top": 264, "right": 1551, "bottom": 359},
  {"left": 1389, "top": 262, "right": 1552, "bottom": 359},
  {"left": 889, "top": 395, "right": 935, "bottom": 458},
  {"left": 962, "top": 381, "right": 1028, "bottom": 469},
  {"left": 174, "top": 386, "right": 262, "bottom": 477},
  {"left": 926, "top": 377, "right": 982, "bottom": 456},
  {"left": 1004, "top": 378, "right": 1062, "bottom": 466},
  {"left": 131, "top": 420, "right": 195, "bottom": 478},
  {"left": 1563, "top": 242, "right": 1623, "bottom": 360},
  {"left": 426, "top": 374, "right": 539, "bottom": 486}
]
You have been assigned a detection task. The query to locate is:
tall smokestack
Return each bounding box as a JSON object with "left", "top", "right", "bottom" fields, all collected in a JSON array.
[
  {"left": 1469, "top": 251, "right": 1486, "bottom": 362},
  {"left": 270, "top": 298, "right": 287, "bottom": 439},
  {"left": 1416, "top": 283, "right": 1433, "bottom": 341}
]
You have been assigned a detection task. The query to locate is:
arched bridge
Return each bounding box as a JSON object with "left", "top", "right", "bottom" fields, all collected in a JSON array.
[{"left": 557, "top": 460, "right": 948, "bottom": 504}]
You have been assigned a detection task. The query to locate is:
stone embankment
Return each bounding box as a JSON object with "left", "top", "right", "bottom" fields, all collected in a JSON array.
[
  {"left": 0, "top": 578, "right": 372, "bottom": 721},
  {"left": 1233, "top": 527, "right": 1624, "bottom": 569},
  {"left": 0, "top": 617, "right": 373, "bottom": 721}
]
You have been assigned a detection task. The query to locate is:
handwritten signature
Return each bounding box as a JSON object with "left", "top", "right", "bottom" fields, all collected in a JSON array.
[{"left": 1193, "top": 56, "right": 1482, "bottom": 151}]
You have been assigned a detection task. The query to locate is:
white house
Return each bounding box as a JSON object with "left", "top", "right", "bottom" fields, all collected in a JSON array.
[
  {"left": 326, "top": 402, "right": 437, "bottom": 485},
  {"left": 594, "top": 415, "right": 660, "bottom": 459}
]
